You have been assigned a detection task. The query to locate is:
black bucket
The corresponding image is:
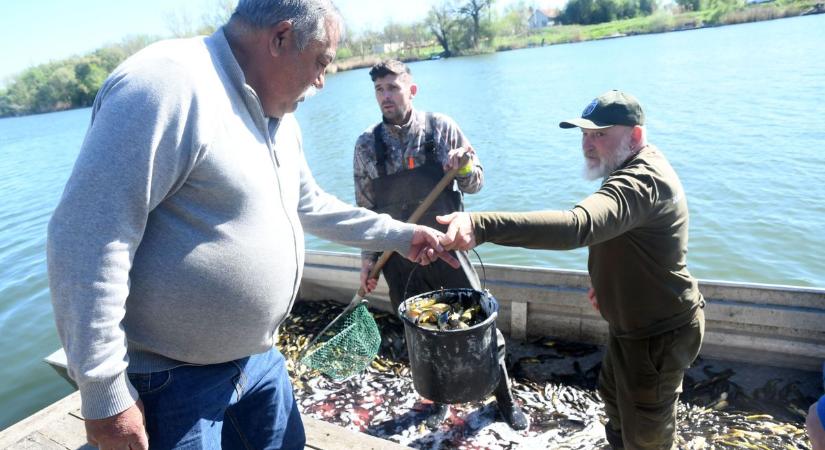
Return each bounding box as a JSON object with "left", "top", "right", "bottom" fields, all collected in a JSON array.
[{"left": 398, "top": 288, "right": 500, "bottom": 404}]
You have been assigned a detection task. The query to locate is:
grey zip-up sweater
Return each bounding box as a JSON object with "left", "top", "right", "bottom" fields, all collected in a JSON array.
[{"left": 47, "top": 28, "right": 415, "bottom": 420}]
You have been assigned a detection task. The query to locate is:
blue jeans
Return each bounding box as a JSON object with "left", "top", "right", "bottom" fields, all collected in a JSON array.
[{"left": 128, "top": 348, "right": 305, "bottom": 449}]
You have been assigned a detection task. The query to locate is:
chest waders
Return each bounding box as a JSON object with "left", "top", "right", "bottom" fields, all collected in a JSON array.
[
  {"left": 370, "top": 114, "right": 470, "bottom": 312},
  {"left": 369, "top": 113, "right": 529, "bottom": 431}
]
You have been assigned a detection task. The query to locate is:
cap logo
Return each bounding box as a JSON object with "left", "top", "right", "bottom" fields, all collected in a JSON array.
[{"left": 582, "top": 99, "right": 598, "bottom": 117}]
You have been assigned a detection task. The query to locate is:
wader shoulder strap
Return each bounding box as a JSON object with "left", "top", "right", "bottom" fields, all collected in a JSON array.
[
  {"left": 373, "top": 122, "right": 388, "bottom": 177},
  {"left": 423, "top": 112, "right": 437, "bottom": 166}
]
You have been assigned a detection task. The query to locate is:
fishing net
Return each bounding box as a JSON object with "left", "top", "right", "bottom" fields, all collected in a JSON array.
[{"left": 299, "top": 302, "right": 382, "bottom": 381}]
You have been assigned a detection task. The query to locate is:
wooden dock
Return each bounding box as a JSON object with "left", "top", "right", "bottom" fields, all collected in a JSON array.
[{"left": 0, "top": 391, "right": 412, "bottom": 450}]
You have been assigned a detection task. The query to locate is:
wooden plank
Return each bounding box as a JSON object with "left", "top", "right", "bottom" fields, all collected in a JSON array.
[
  {"left": 304, "top": 417, "right": 412, "bottom": 450},
  {"left": 0, "top": 391, "right": 88, "bottom": 450},
  {"left": 0, "top": 391, "right": 411, "bottom": 450},
  {"left": 510, "top": 301, "right": 528, "bottom": 340}
]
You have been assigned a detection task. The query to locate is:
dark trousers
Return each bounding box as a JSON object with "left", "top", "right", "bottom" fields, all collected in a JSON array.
[{"left": 598, "top": 309, "right": 704, "bottom": 450}]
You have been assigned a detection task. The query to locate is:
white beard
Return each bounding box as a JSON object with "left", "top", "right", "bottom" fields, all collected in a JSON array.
[
  {"left": 583, "top": 159, "right": 609, "bottom": 181},
  {"left": 583, "top": 140, "right": 635, "bottom": 181},
  {"left": 300, "top": 85, "right": 318, "bottom": 101}
]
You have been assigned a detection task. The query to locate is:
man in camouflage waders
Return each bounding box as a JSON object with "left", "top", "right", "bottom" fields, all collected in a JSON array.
[{"left": 353, "top": 60, "right": 529, "bottom": 431}]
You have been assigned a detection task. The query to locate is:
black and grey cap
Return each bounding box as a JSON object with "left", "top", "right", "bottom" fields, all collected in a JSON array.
[{"left": 559, "top": 90, "right": 645, "bottom": 129}]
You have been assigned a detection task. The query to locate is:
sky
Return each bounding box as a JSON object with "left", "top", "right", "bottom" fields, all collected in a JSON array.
[{"left": 0, "top": 0, "right": 563, "bottom": 84}]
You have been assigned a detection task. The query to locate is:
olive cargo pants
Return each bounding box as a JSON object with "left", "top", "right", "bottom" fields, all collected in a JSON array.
[{"left": 598, "top": 309, "right": 705, "bottom": 450}]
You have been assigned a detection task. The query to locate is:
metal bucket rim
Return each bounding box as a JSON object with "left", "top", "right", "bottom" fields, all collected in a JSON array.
[{"left": 398, "top": 288, "right": 499, "bottom": 334}]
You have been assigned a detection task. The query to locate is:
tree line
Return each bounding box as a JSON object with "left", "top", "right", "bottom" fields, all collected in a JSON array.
[
  {"left": 0, "top": 37, "right": 155, "bottom": 117},
  {"left": 0, "top": 0, "right": 759, "bottom": 117}
]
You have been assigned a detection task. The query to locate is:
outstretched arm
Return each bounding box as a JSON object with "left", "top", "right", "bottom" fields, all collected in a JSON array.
[
  {"left": 408, "top": 225, "right": 460, "bottom": 268},
  {"left": 436, "top": 212, "right": 477, "bottom": 252}
]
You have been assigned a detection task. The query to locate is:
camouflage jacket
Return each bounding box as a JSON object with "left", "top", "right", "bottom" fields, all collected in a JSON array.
[{"left": 354, "top": 109, "right": 484, "bottom": 260}]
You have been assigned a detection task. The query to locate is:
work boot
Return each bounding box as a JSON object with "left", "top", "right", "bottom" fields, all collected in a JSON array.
[
  {"left": 493, "top": 369, "right": 529, "bottom": 430},
  {"left": 604, "top": 423, "right": 624, "bottom": 449},
  {"left": 425, "top": 403, "right": 450, "bottom": 429}
]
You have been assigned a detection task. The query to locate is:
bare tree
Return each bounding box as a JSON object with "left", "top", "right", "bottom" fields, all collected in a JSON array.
[
  {"left": 458, "top": 0, "right": 493, "bottom": 49},
  {"left": 499, "top": 1, "right": 529, "bottom": 36},
  {"left": 201, "top": 0, "right": 237, "bottom": 31},
  {"left": 165, "top": 6, "right": 199, "bottom": 38},
  {"left": 165, "top": 0, "right": 237, "bottom": 37},
  {"left": 426, "top": 1, "right": 458, "bottom": 57},
  {"left": 409, "top": 23, "right": 430, "bottom": 56}
]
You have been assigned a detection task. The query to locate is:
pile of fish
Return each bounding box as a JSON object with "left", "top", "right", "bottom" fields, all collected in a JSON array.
[
  {"left": 404, "top": 295, "right": 486, "bottom": 331},
  {"left": 278, "top": 300, "right": 815, "bottom": 450}
]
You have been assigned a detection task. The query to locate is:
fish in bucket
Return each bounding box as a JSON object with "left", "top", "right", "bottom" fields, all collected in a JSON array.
[{"left": 399, "top": 287, "right": 501, "bottom": 404}]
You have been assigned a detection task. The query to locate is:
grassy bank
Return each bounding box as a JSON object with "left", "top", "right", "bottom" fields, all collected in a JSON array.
[
  {"left": 330, "top": 1, "right": 823, "bottom": 72},
  {"left": 508, "top": 0, "right": 820, "bottom": 47},
  {"left": 2, "top": 1, "right": 820, "bottom": 117}
]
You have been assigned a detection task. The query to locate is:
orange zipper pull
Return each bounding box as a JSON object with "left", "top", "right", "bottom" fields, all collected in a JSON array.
[{"left": 408, "top": 156, "right": 415, "bottom": 169}]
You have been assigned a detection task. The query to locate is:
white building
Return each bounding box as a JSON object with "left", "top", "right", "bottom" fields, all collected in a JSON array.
[
  {"left": 528, "top": 7, "right": 560, "bottom": 29},
  {"left": 372, "top": 42, "right": 404, "bottom": 54}
]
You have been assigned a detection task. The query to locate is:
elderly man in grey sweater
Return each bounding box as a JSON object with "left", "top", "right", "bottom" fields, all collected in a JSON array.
[{"left": 47, "top": 1, "right": 456, "bottom": 449}]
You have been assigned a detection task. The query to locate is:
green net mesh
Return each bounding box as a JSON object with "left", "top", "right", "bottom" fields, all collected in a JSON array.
[{"left": 299, "top": 303, "right": 382, "bottom": 381}]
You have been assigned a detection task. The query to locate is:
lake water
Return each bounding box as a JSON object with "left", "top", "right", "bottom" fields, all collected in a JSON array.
[{"left": 1, "top": 15, "right": 823, "bottom": 431}]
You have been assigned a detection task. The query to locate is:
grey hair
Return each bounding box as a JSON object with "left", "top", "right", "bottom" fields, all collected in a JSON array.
[{"left": 232, "top": 0, "right": 343, "bottom": 50}]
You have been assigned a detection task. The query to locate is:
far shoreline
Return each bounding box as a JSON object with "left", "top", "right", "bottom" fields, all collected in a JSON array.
[
  {"left": 327, "top": 4, "right": 825, "bottom": 75},
  {"left": 2, "top": 4, "right": 822, "bottom": 119}
]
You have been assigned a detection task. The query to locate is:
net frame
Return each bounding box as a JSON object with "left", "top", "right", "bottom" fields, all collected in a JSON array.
[{"left": 299, "top": 302, "right": 382, "bottom": 380}]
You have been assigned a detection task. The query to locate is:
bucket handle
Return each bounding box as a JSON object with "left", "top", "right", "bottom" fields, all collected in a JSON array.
[{"left": 402, "top": 248, "right": 487, "bottom": 301}]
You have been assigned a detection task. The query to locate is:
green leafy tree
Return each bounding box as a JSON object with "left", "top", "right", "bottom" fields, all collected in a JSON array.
[
  {"left": 675, "top": 0, "right": 702, "bottom": 11},
  {"left": 497, "top": 2, "right": 529, "bottom": 36},
  {"left": 27, "top": 64, "right": 76, "bottom": 113},
  {"left": 594, "top": 0, "right": 619, "bottom": 22},
  {"left": 0, "top": 1, "right": 242, "bottom": 117},
  {"left": 640, "top": 0, "right": 658, "bottom": 15},
  {"left": 6, "top": 68, "right": 46, "bottom": 115},
  {"left": 458, "top": 0, "right": 494, "bottom": 49},
  {"left": 561, "top": 0, "right": 593, "bottom": 24},
  {"left": 365, "top": 30, "right": 385, "bottom": 57},
  {"left": 705, "top": 0, "right": 745, "bottom": 22},
  {"left": 74, "top": 60, "right": 108, "bottom": 106},
  {"left": 426, "top": 1, "right": 460, "bottom": 57},
  {"left": 562, "top": 0, "right": 657, "bottom": 24},
  {"left": 405, "top": 23, "right": 431, "bottom": 56},
  {"left": 92, "top": 46, "right": 128, "bottom": 73},
  {"left": 380, "top": 22, "right": 429, "bottom": 57},
  {"left": 0, "top": 92, "right": 15, "bottom": 116}
]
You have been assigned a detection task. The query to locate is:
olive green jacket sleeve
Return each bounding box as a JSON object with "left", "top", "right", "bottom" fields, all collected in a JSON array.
[
  {"left": 469, "top": 145, "right": 702, "bottom": 337},
  {"left": 470, "top": 169, "right": 653, "bottom": 251},
  {"left": 471, "top": 145, "right": 659, "bottom": 250},
  {"left": 471, "top": 210, "right": 585, "bottom": 250}
]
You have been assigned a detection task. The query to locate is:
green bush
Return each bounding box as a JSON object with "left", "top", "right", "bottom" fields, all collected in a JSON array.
[{"left": 336, "top": 47, "right": 354, "bottom": 60}]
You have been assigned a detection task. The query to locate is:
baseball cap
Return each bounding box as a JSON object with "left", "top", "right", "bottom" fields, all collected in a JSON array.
[{"left": 559, "top": 90, "right": 645, "bottom": 129}]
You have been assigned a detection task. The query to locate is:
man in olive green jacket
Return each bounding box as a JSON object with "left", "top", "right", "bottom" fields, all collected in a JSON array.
[{"left": 437, "top": 91, "right": 705, "bottom": 450}]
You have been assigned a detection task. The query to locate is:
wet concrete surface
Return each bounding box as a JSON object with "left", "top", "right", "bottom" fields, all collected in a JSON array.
[{"left": 280, "top": 300, "right": 819, "bottom": 449}]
